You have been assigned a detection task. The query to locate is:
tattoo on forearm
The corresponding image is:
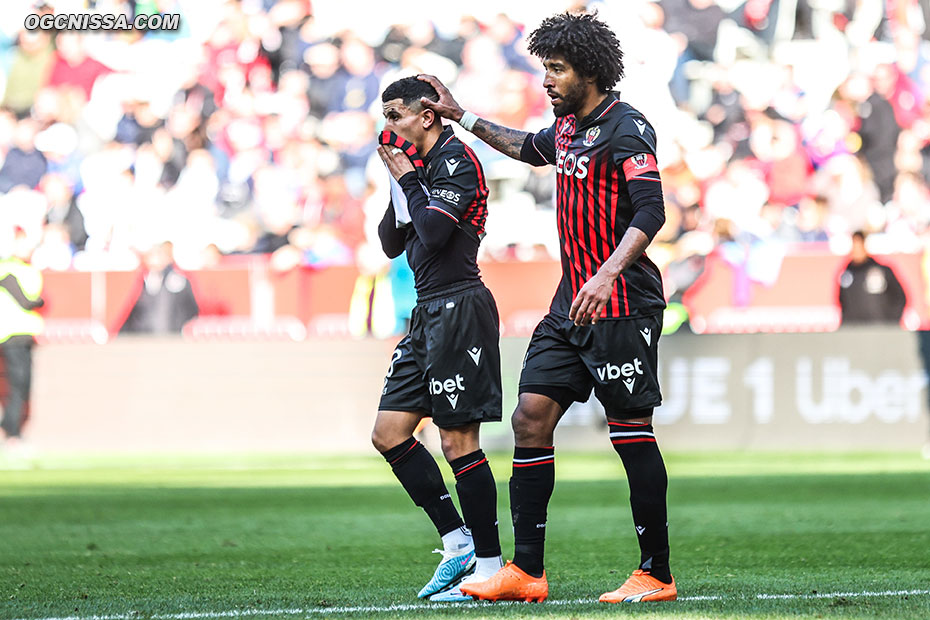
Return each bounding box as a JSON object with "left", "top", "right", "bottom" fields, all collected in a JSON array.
[{"left": 472, "top": 119, "right": 529, "bottom": 160}]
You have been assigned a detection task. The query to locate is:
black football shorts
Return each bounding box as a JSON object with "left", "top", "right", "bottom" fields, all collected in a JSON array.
[
  {"left": 519, "top": 312, "right": 663, "bottom": 418},
  {"left": 379, "top": 281, "right": 503, "bottom": 428}
]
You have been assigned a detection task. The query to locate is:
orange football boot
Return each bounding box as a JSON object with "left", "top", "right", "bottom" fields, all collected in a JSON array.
[
  {"left": 599, "top": 569, "right": 677, "bottom": 603},
  {"left": 459, "top": 560, "right": 548, "bottom": 602}
]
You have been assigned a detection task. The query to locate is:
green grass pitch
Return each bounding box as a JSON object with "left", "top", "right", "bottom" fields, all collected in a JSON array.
[{"left": 1, "top": 451, "right": 929, "bottom": 619}]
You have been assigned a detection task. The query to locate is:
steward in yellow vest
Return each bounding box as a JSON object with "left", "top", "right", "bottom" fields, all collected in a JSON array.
[{"left": 0, "top": 236, "right": 44, "bottom": 440}]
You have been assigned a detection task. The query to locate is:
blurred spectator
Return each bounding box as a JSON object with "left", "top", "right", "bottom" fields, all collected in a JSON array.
[
  {"left": 0, "top": 118, "right": 47, "bottom": 192},
  {"left": 859, "top": 67, "right": 904, "bottom": 203},
  {"left": 794, "top": 195, "right": 830, "bottom": 242},
  {"left": 45, "top": 33, "right": 112, "bottom": 101},
  {"left": 660, "top": 0, "right": 727, "bottom": 104},
  {"left": 2, "top": 29, "right": 55, "bottom": 116},
  {"left": 456, "top": 35, "right": 509, "bottom": 120},
  {"left": 173, "top": 63, "right": 218, "bottom": 122},
  {"left": 746, "top": 108, "right": 812, "bottom": 207},
  {"left": 269, "top": 224, "right": 353, "bottom": 271},
  {"left": 261, "top": 0, "right": 313, "bottom": 82},
  {"left": 837, "top": 231, "right": 907, "bottom": 326},
  {"left": 39, "top": 172, "right": 87, "bottom": 253},
  {"left": 305, "top": 42, "right": 344, "bottom": 118},
  {"left": 488, "top": 13, "right": 536, "bottom": 73},
  {"left": 335, "top": 36, "right": 381, "bottom": 113},
  {"left": 115, "top": 100, "right": 164, "bottom": 146},
  {"left": 661, "top": 236, "right": 709, "bottom": 334},
  {"left": 34, "top": 122, "right": 82, "bottom": 188},
  {"left": 118, "top": 242, "right": 199, "bottom": 335},
  {"left": 702, "top": 72, "right": 747, "bottom": 142},
  {"left": 347, "top": 243, "right": 395, "bottom": 339},
  {"left": 0, "top": 228, "right": 44, "bottom": 447}
]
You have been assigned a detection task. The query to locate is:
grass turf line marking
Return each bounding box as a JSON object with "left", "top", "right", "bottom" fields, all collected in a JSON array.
[
  {"left": 756, "top": 589, "right": 930, "bottom": 600},
  {"left": 13, "top": 589, "right": 930, "bottom": 620}
]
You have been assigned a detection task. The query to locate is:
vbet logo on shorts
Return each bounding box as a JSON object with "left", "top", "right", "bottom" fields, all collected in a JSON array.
[
  {"left": 597, "top": 357, "right": 644, "bottom": 393},
  {"left": 429, "top": 374, "right": 466, "bottom": 409}
]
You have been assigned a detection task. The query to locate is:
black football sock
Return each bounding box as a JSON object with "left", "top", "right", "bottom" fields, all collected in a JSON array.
[
  {"left": 609, "top": 421, "right": 672, "bottom": 584},
  {"left": 382, "top": 437, "right": 464, "bottom": 536},
  {"left": 510, "top": 446, "right": 555, "bottom": 578},
  {"left": 451, "top": 450, "right": 501, "bottom": 558}
]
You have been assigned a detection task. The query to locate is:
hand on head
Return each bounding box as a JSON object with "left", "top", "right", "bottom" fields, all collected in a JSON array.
[{"left": 417, "top": 74, "right": 465, "bottom": 122}]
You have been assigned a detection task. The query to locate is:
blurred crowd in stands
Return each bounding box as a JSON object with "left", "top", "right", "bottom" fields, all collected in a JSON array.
[{"left": 0, "top": 0, "right": 929, "bottom": 299}]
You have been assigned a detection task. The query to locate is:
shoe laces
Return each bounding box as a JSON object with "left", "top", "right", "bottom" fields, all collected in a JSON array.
[{"left": 432, "top": 545, "right": 471, "bottom": 562}]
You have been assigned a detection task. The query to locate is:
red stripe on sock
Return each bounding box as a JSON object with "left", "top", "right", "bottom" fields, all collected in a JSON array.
[
  {"left": 389, "top": 440, "right": 420, "bottom": 465},
  {"left": 608, "top": 422, "right": 649, "bottom": 427},
  {"left": 454, "top": 458, "right": 488, "bottom": 478},
  {"left": 512, "top": 459, "right": 555, "bottom": 468},
  {"left": 611, "top": 438, "right": 656, "bottom": 445}
]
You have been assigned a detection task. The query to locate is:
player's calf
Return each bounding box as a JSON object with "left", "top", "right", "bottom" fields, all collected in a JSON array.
[{"left": 607, "top": 415, "right": 672, "bottom": 585}]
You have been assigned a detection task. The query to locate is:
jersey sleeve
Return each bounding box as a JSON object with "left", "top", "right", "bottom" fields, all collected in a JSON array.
[
  {"left": 612, "top": 114, "right": 666, "bottom": 240},
  {"left": 377, "top": 201, "right": 406, "bottom": 259},
  {"left": 611, "top": 113, "right": 659, "bottom": 172},
  {"left": 520, "top": 121, "right": 558, "bottom": 166},
  {"left": 425, "top": 153, "right": 480, "bottom": 222}
]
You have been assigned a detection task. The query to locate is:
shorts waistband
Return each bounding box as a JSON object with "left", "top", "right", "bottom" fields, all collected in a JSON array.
[{"left": 416, "top": 280, "right": 484, "bottom": 304}]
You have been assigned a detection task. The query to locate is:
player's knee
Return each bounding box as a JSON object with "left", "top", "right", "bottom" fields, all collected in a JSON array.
[
  {"left": 511, "top": 406, "right": 530, "bottom": 434},
  {"left": 607, "top": 407, "right": 654, "bottom": 426},
  {"left": 438, "top": 425, "right": 480, "bottom": 461},
  {"left": 370, "top": 428, "right": 386, "bottom": 453},
  {"left": 511, "top": 405, "right": 549, "bottom": 445},
  {"left": 439, "top": 434, "right": 459, "bottom": 461},
  {"left": 371, "top": 426, "right": 396, "bottom": 453}
]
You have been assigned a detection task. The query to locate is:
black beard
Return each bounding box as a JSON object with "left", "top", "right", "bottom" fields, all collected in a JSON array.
[
  {"left": 552, "top": 101, "right": 572, "bottom": 117},
  {"left": 551, "top": 82, "right": 586, "bottom": 117}
]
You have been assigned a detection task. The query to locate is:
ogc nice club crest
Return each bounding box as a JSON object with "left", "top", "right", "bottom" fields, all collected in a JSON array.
[{"left": 583, "top": 126, "right": 600, "bottom": 147}]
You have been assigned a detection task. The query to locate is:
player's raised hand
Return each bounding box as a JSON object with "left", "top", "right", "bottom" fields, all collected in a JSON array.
[
  {"left": 570, "top": 270, "right": 615, "bottom": 326},
  {"left": 417, "top": 74, "right": 464, "bottom": 122},
  {"left": 377, "top": 145, "right": 415, "bottom": 181}
]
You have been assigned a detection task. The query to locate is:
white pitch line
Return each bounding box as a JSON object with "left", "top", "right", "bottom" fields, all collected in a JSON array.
[
  {"left": 757, "top": 589, "right": 930, "bottom": 600},
  {"left": 12, "top": 589, "right": 930, "bottom": 620}
]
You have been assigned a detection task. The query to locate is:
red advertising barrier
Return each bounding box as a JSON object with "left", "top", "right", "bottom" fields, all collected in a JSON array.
[
  {"left": 37, "top": 251, "right": 929, "bottom": 342},
  {"left": 684, "top": 250, "right": 929, "bottom": 332}
]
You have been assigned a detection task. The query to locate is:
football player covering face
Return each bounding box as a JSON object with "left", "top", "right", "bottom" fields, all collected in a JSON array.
[
  {"left": 373, "top": 75, "right": 505, "bottom": 603},
  {"left": 543, "top": 54, "right": 600, "bottom": 119},
  {"left": 379, "top": 97, "right": 441, "bottom": 176}
]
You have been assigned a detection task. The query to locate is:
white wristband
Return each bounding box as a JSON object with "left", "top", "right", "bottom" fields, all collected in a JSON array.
[{"left": 458, "top": 110, "right": 479, "bottom": 131}]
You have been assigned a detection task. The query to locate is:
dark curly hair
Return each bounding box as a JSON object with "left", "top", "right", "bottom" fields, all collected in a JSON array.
[{"left": 527, "top": 12, "right": 624, "bottom": 92}]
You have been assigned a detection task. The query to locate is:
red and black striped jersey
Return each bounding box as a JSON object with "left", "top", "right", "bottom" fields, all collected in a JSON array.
[
  {"left": 423, "top": 125, "right": 490, "bottom": 237},
  {"left": 379, "top": 125, "right": 490, "bottom": 296},
  {"left": 521, "top": 94, "right": 666, "bottom": 319}
]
